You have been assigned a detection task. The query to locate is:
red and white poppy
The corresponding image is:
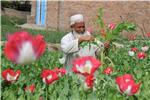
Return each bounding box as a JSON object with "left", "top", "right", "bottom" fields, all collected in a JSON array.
[
  {"left": 128, "top": 51, "right": 135, "bottom": 56},
  {"left": 72, "top": 56, "right": 101, "bottom": 76},
  {"left": 108, "top": 23, "right": 116, "bottom": 30},
  {"left": 103, "top": 67, "right": 113, "bottom": 75},
  {"left": 141, "top": 46, "right": 149, "bottom": 52},
  {"left": 137, "top": 52, "right": 146, "bottom": 59},
  {"left": 131, "top": 47, "right": 138, "bottom": 52},
  {"left": 54, "top": 67, "right": 66, "bottom": 77},
  {"left": 41, "top": 69, "right": 59, "bottom": 84},
  {"left": 84, "top": 74, "right": 95, "bottom": 89},
  {"left": 116, "top": 74, "right": 141, "bottom": 96},
  {"left": 2, "top": 68, "right": 21, "bottom": 83},
  {"left": 24, "top": 84, "right": 35, "bottom": 93},
  {"left": 4, "top": 31, "right": 46, "bottom": 64}
]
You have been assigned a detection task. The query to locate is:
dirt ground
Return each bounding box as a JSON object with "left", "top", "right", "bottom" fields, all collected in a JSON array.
[{"left": 1, "top": 8, "right": 30, "bottom": 19}]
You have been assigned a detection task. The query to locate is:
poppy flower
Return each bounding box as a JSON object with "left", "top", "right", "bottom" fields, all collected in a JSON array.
[
  {"left": 84, "top": 74, "right": 95, "bottom": 89},
  {"left": 24, "top": 84, "right": 35, "bottom": 93},
  {"left": 108, "top": 23, "right": 116, "bottom": 30},
  {"left": 41, "top": 69, "right": 59, "bottom": 84},
  {"left": 72, "top": 56, "right": 101, "bottom": 76},
  {"left": 129, "top": 34, "right": 136, "bottom": 40},
  {"left": 116, "top": 74, "right": 141, "bottom": 96},
  {"left": 103, "top": 67, "right": 113, "bottom": 75},
  {"left": 2, "top": 68, "right": 21, "bottom": 83},
  {"left": 128, "top": 51, "right": 135, "bottom": 56},
  {"left": 54, "top": 68, "right": 66, "bottom": 77},
  {"left": 141, "top": 46, "right": 149, "bottom": 52},
  {"left": 4, "top": 31, "right": 46, "bottom": 64},
  {"left": 137, "top": 52, "right": 146, "bottom": 59},
  {"left": 131, "top": 47, "right": 138, "bottom": 52}
]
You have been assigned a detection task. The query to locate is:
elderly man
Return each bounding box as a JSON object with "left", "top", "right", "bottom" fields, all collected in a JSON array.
[{"left": 59, "top": 14, "right": 103, "bottom": 71}]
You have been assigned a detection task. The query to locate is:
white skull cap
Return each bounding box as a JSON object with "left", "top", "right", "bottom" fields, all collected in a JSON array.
[{"left": 70, "top": 14, "right": 84, "bottom": 26}]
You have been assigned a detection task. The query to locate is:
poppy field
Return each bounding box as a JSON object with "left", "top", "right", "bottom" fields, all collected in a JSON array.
[
  {"left": 1, "top": 37, "right": 150, "bottom": 100},
  {"left": 1, "top": 9, "right": 150, "bottom": 100}
]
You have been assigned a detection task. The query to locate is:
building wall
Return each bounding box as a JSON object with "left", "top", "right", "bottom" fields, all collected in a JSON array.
[
  {"left": 28, "top": 1, "right": 150, "bottom": 36},
  {"left": 27, "top": 1, "right": 36, "bottom": 24},
  {"left": 46, "top": 1, "right": 59, "bottom": 30}
]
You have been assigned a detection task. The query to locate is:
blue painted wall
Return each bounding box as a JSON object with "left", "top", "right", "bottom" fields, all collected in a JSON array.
[{"left": 36, "top": 0, "right": 47, "bottom": 26}]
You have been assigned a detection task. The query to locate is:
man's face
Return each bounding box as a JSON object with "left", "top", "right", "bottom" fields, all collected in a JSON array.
[{"left": 73, "top": 22, "right": 85, "bottom": 34}]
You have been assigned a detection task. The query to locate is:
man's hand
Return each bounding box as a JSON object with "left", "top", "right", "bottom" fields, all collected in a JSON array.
[{"left": 79, "top": 35, "right": 95, "bottom": 43}]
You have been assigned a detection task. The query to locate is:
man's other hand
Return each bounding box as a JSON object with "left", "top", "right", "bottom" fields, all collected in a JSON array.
[{"left": 79, "top": 35, "right": 94, "bottom": 43}]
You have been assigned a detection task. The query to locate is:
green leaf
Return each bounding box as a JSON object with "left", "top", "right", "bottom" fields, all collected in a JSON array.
[{"left": 97, "top": 8, "right": 104, "bottom": 28}]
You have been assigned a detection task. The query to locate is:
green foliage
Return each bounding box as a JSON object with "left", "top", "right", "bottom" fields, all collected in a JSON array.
[
  {"left": 1, "top": 40, "right": 150, "bottom": 100},
  {"left": 1, "top": 15, "right": 26, "bottom": 26},
  {"left": 80, "top": 8, "right": 137, "bottom": 48},
  {"left": 96, "top": 8, "right": 104, "bottom": 29},
  {"left": 96, "top": 8, "right": 137, "bottom": 42},
  {"left": 80, "top": 41, "right": 99, "bottom": 49},
  {"left": 1, "top": 9, "right": 150, "bottom": 100},
  {"left": 106, "top": 22, "right": 136, "bottom": 41},
  {"left": 1, "top": 15, "right": 26, "bottom": 41},
  {"left": 1, "top": 15, "right": 66, "bottom": 43}
]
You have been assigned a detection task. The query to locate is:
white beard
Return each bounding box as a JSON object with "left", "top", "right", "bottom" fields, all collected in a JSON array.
[{"left": 72, "top": 30, "right": 87, "bottom": 39}]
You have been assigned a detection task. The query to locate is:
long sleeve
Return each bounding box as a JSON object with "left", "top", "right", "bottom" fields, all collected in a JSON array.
[{"left": 61, "top": 33, "right": 79, "bottom": 54}]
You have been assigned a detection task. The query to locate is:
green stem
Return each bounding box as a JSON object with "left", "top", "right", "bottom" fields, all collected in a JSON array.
[
  {"left": 99, "top": 77, "right": 117, "bottom": 90},
  {"left": 100, "top": 50, "right": 104, "bottom": 66},
  {"left": 46, "top": 86, "right": 48, "bottom": 100},
  {"left": 99, "top": 77, "right": 107, "bottom": 83},
  {"left": 105, "top": 56, "right": 115, "bottom": 67}
]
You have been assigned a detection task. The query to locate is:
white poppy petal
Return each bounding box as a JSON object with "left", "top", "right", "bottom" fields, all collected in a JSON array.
[
  {"left": 7, "top": 73, "right": 16, "bottom": 81},
  {"left": 18, "top": 42, "right": 36, "bottom": 64},
  {"left": 128, "top": 51, "right": 135, "bottom": 56},
  {"left": 47, "top": 75, "right": 52, "bottom": 80},
  {"left": 124, "top": 85, "right": 132, "bottom": 95},
  {"left": 42, "top": 78, "right": 46, "bottom": 83}
]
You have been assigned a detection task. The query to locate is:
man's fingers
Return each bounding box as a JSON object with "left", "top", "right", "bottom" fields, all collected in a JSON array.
[
  {"left": 90, "top": 36, "right": 95, "bottom": 41},
  {"left": 80, "top": 35, "right": 95, "bottom": 42}
]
